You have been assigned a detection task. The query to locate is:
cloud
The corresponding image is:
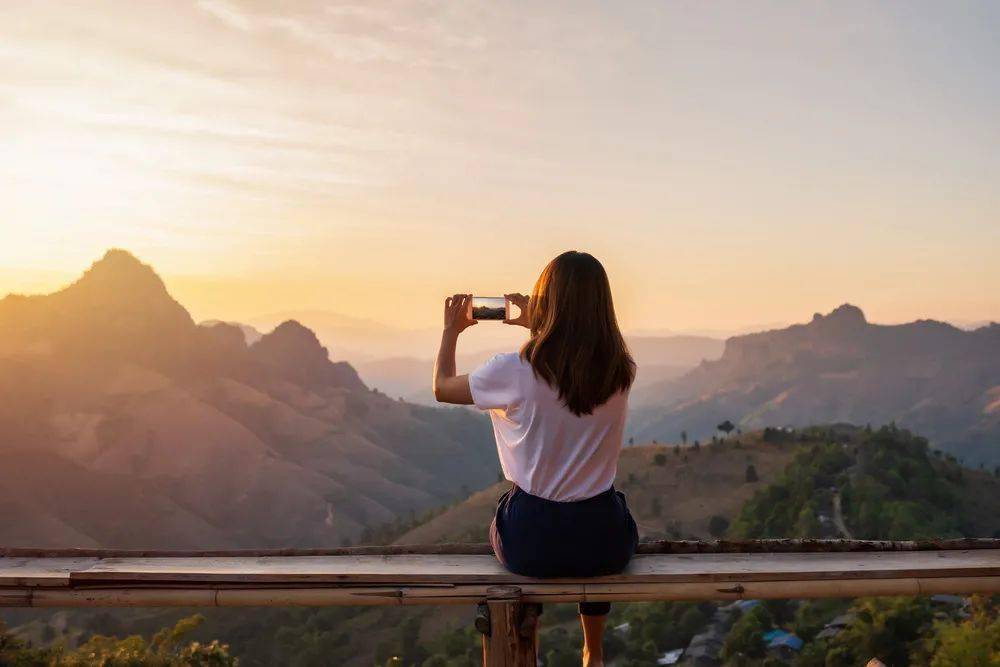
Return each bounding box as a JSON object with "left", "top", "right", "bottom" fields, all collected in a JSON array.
[
  {"left": 196, "top": 0, "right": 253, "bottom": 32},
  {"left": 195, "top": 0, "right": 399, "bottom": 63},
  {"left": 194, "top": 0, "right": 488, "bottom": 67}
]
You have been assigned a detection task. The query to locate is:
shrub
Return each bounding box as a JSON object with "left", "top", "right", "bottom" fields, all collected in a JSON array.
[{"left": 708, "top": 515, "right": 730, "bottom": 538}]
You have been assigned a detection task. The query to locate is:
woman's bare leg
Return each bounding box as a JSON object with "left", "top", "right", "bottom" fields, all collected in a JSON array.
[{"left": 580, "top": 613, "right": 605, "bottom": 666}]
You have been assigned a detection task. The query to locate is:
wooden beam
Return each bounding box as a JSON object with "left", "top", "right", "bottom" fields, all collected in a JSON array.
[{"left": 481, "top": 586, "right": 537, "bottom": 667}]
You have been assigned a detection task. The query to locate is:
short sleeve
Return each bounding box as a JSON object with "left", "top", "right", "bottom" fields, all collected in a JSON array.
[{"left": 469, "top": 353, "right": 520, "bottom": 411}]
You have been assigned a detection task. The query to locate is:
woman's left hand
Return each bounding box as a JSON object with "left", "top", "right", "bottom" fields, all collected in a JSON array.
[
  {"left": 443, "top": 294, "right": 477, "bottom": 334},
  {"left": 504, "top": 293, "right": 530, "bottom": 328}
]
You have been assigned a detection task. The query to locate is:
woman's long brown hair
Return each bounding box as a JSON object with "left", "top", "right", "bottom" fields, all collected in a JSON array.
[{"left": 520, "top": 251, "right": 635, "bottom": 416}]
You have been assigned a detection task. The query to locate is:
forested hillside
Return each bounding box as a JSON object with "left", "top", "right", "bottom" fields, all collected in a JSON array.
[
  {"left": 396, "top": 431, "right": 796, "bottom": 545},
  {"left": 709, "top": 425, "right": 1000, "bottom": 667},
  {"left": 731, "top": 424, "right": 1000, "bottom": 541}
]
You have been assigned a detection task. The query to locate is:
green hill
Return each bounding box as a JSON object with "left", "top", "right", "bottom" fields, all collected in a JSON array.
[
  {"left": 730, "top": 424, "right": 1000, "bottom": 541},
  {"left": 397, "top": 432, "right": 797, "bottom": 545}
]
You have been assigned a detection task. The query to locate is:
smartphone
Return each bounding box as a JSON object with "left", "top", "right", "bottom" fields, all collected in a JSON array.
[{"left": 469, "top": 296, "right": 509, "bottom": 321}]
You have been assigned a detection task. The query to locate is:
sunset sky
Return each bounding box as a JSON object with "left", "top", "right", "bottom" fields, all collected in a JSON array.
[{"left": 1, "top": 1, "right": 998, "bottom": 334}]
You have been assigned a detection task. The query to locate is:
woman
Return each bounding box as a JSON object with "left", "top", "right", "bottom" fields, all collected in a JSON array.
[{"left": 433, "top": 250, "right": 638, "bottom": 666}]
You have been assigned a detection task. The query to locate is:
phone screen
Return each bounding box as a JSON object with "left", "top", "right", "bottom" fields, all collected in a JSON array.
[{"left": 470, "top": 296, "right": 507, "bottom": 321}]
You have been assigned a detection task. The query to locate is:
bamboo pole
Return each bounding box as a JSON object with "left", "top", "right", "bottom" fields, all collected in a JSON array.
[
  {"left": 6, "top": 575, "right": 998, "bottom": 608},
  {"left": 3, "top": 538, "right": 998, "bottom": 559}
]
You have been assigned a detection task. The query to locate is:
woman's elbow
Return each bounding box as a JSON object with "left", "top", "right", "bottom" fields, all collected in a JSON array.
[
  {"left": 432, "top": 379, "right": 451, "bottom": 403},
  {"left": 433, "top": 376, "right": 474, "bottom": 405}
]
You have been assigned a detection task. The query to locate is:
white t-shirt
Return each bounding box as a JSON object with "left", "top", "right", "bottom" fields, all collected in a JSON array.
[{"left": 469, "top": 352, "right": 629, "bottom": 502}]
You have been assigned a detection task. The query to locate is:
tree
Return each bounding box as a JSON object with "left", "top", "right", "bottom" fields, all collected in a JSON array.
[
  {"left": 401, "top": 616, "right": 426, "bottom": 665},
  {"left": 793, "top": 599, "right": 853, "bottom": 642},
  {"left": 918, "top": 595, "right": 1000, "bottom": 666},
  {"left": 1, "top": 619, "right": 57, "bottom": 664},
  {"left": 708, "top": 515, "right": 730, "bottom": 538},
  {"left": 680, "top": 430, "right": 688, "bottom": 445},
  {"left": 55, "top": 614, "right": 236, "bottom": 666},
  {"left": 653, "top": 453, "right": 667, "bottom": 466},
  {"left": 722, "top": 605, "right": 770, "bottom": 662},
  {"left": 717, "top": 420, "right": 736, "bottom": 438},
  {"left": 794, "top": 504, "right": 823, "bottom": 537},
  {"left": 833, "top": 597, "right": 933, "bottom": 666}
]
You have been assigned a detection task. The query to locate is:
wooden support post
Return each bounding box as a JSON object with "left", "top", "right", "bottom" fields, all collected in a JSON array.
[{"left": 479, "top": 585, "right": 538, "bottom": 667}]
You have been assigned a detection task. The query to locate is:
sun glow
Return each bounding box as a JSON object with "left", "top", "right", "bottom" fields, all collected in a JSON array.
[{"left": 1, "top": 1, "right": 998, "bottom": 331}]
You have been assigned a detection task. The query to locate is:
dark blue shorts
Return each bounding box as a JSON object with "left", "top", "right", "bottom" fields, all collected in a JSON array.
[{"left": 490, "top": 484, "right": 639, "bottom": 615}]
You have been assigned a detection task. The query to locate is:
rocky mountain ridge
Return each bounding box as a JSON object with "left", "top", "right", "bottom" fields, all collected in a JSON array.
[
  {"left": 632, "top": 304, "right": 1000, "bottom": 465},
  {"left": 0, "top": 250, "right": 496, "bottom": 549}
]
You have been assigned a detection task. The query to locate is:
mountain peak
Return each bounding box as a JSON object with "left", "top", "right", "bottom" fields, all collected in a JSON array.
[
  {"left": 251, "top": 320, "right": 330, "bottom": 367},
  {"left": 268, "top": 320, "right": 323, "bottom": 347},
  {"left": 812, "top": 303, "right": 867, "bottom": 327},
  {"left": 79, "top": 249, "right": 163, "bottom": 289},
  {"left": 97, "top": 248, "right": 148, "bottom": 268},
  {"left": 56, "top": 249, "right": 193, "bottom": 327},
  {"left": 250, "top": 320, "right": 366, "bottom": 390},
  {"left": 0, "top": 249, "right": 197, "bottom": 369}
]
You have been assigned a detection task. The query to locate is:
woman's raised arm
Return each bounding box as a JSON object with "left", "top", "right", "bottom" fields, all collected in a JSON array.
[{"left": 433, "top": 294, "right": 475, "bottom": 404}]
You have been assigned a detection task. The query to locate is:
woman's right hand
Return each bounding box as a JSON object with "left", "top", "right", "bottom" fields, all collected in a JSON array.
[
  {"left": 504, "top": 293, "right": 530, "bottom": 328},
  {"left": 443, "top": 294, "right": 477, "bottom": 335}
]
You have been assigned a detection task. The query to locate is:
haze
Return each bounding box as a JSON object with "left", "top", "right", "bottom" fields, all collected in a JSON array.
[{"left": 2, "top": 1, "right": 998, "bottom": 334}]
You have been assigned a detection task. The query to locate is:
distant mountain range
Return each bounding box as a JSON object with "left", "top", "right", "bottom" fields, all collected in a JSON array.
[
  {"left": 245, "top": 309, "right": 445, "bottom": 363},
  {"left": 199, "top": 319, "right": 264, "bottom": 345},
  {"left": 631, "top": 304, "right": 1000, "bottom": 465},
  {"left": 355, "top": 335, "right": 725, "bottom": 405},
  {"left": 0, "top": 250, "right": 496, "bottom": 549}
]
